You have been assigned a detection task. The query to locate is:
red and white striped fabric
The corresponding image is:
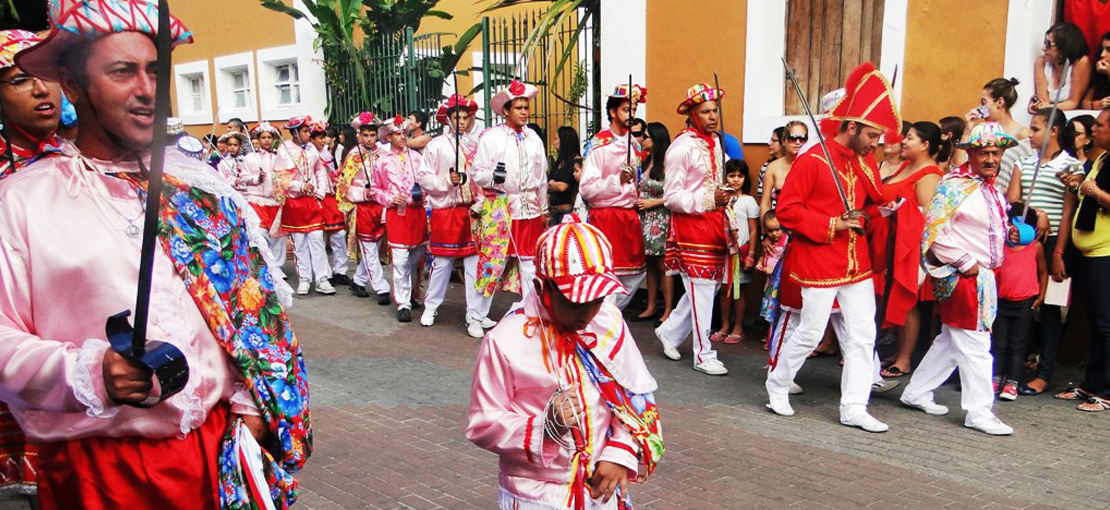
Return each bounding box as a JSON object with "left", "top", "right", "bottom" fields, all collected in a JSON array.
[{"left": 535, "top": 215, "right": 625, "bottom": 303}]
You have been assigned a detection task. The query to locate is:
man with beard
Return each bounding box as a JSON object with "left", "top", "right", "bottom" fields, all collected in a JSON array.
[
  {"left": 900, "top": 122, "right": 1021, "bottom": 435},
  {"left": 654, "top": 83, "right": 731, "bottom": 376},
  {"left": 764, "top": 63, "right": 897, "bottom": 433},
  {"left": 580, "top": 84, "right": 648, "bottom": 310},
  {"left": 0, "top": 0, "right": 311, "bottom": 507}
]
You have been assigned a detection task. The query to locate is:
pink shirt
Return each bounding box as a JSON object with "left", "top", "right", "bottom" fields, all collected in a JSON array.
[
  {"left": 237, "top": 150, "right": 280, "bottom": 206},
  {"left": 662, "top": 130, "right": 724, "bottom": 215},
  {"left": 997, "top": 244, "right": 1040, "bottom": 300},
  {"left": 472, "top": 124, "right": 549, "bottom": 220},
  {"left": 416, "top": 130, "right": 478, "bottom": 210},
  {"left": 0, "top": 149, "right": 260, "bottom": 442},
  {"left": 579, "top": 129, "right": 641, "bottom": 209},
  {"left": 928, "top": 181, "right": 1008, "bottom": 273},
  {"left": 372, "top": 146, "right": 423, "bottom": 209},
  {"left": 466, "top": 293, "right": 653, "bottom": 508},
  {"left": 278, "top": 140, "right": 328, "bottom": 199}
]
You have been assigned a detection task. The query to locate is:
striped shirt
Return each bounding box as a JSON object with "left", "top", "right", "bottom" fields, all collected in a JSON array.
[
  {"left": 995, "top": 138, "right": 1033, "bottom": 193},
  {"left": 1016, "top": 151, "right": 1084, "bottom": 237}
]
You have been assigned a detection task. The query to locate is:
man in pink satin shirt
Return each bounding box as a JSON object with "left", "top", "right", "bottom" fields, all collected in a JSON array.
[
  {"left": 0, "top": 1, "right": 311, "bottom": 508},
  {"left": 467, "top": 218, "right": 664, "bottom": 510}
]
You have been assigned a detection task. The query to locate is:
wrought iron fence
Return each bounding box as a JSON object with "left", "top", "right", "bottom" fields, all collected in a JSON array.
[
  {"left": 480, "top": 10, "right": 597, "bottom": 152},
  {"left": 327, "top": 28, "right": 447, "bottom": 131}
]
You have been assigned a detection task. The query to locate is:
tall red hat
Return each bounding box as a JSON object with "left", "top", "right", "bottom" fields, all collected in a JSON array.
[{"left": 820, "top": 62, "right": 901, "bottom": 141}]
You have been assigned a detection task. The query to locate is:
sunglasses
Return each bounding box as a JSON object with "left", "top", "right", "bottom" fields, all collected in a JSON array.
[
  {"left": 785, "top": 134, "right": 808, "bottom": 142},
  {"left": 1043, "top": 39, "right": 1056, "bottom": 48},
  {"left": 631, "top": 131, "right": 646, "bottom": 138}
]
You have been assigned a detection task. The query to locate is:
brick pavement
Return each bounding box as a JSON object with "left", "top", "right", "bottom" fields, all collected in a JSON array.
[
  {"left": 288, "top": 277, "right": 1108, "bottom": 510},
  {"left": 1, "top": 276, "right": 1104, "bottom": 510}
]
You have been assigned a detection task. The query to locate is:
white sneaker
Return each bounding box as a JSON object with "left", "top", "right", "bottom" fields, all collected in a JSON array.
[
  {"left": 900, "top": 397, "right": 950, "bottom": 416},
  {"left": 872, "top": 379, "right": 901, "bottom": 393},
  {"left": 297, "top": 278, "right": 310, "bottom": 295},
  {"left": 966, "top": 417, "right": 1013, "bottom": 436},
  {"left": 789, "top": 383, "right": 804, "bottom": 395},
  {"left": 655, "top": 327, "right": 680, "bottom": 360},
  {"left": 315, "top": 278, "right": 336, "bottom": 295},
  {"left": 467, "top": 321, "right": 485, "bottom": 339},
  {"left": 420, "top": 310, "right": 436, "bottom": 327},
  {"left": 766, "top": 393, "right": 795, "bottom": 416},
  {"left": 480, "top": 317, "right": 497, "bottom": 329},
  {"left": 693, "top": 359, "right": 728, "bottom": 376},
  {"left": 840, "top": 411, "right": 889, "bottom": 433}
]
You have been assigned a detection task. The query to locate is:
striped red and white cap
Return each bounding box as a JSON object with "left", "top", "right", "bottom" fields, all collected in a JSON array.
[{"left": 535, "top": 215, "right": 625, "bottom": 304}]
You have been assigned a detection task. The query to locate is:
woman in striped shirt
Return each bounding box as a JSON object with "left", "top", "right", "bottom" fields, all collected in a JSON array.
[{"left": 1006, "top": 108, "right": 1084, "bottom": 396}]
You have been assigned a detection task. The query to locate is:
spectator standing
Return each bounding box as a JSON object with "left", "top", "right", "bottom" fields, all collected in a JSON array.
[
  {"left": 760, "top": 120, "right": 808, "bottom": 217},
  {"left": 636, "top": 122, "right": 674, "bottom": 324},
  {"left": 938, "top": 116, "right": 966, "bottom": 172},
  {"left": 993, "top": 205, "right": 1047, "bottom": 402},
  {"left": 757, "top": 126, "right": 784, "bottom": 196},
  {"left": 965, "top": 77, "right": 1033, "bottom": 192},
  {"left": 548, "top": 126, "right": 580, "bottom": 226}
]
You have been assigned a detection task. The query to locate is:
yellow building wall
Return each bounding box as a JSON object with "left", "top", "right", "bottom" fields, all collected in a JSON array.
[{"left": 169, "top": 1, "right": 298, "bottom": 139}]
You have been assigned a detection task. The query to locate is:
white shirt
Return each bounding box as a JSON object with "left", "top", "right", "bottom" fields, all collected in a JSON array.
[{"left": 472, "top": 124, "right": 549, "bottom": 220}]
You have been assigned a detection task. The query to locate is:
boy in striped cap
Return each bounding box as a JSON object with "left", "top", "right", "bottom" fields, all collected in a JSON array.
[{"left": 467, "top": 215, "right": 663, "bottom": 510}]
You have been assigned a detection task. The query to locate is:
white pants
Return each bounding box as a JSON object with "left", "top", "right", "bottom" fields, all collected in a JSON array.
[
  {"left": 264, "top": 232, "right": 287, "bottom": 279},
  {"left": 391, "top": 246, "right": 425, "bottom": 309},
  {"left": 517, "top": 257, "right": 537, "bottom": 302},
  {"left": 292, "top": 231, "right": 330, "bottom": 282},
  {"left": 901, "top": 325, "right": 997, "bottom": 426},
  {"left": 656, "top": 275, "right": 720, "bottom": 365},
  {"left": 353, "top": 240, "right": 390, "bottom": 294},
  {"left": 774, "top": 306, "right": 883, "bottom": 383},
  {"left": 606, "top": 272, "right": 646, "bottom": 310},
  {"left": 766, "top": 279, "right": 877, "bottom": 419},
  {"left": 327, "top": 230, "right": 350, "bottom": 277},
  {"left": 425, "top": 254, "right": 494, "bottom": 324}
]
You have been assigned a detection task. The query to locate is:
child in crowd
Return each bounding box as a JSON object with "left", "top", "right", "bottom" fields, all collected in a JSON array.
[
  {"left": 758, "top": 211, "right": 789, "bottom": 350},
  {"left": 711, "top": 160, "right": 759, "bottom": 344},
  {"left": 992, "top": 204, "right": 1047, "bottom": 401}
]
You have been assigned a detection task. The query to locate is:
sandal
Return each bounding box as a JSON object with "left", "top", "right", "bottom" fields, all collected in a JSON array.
[
  {"left": 1055, "top": 387, "right": 1092, "bottom": 401},
  {"left": 1077, "top": 396, "right": 1110, "bottom": 412},
  {"left": 881, "top": 365, "right": 911, "bottom": 378},
  {"left": 723, "top": 333, "right": 745, "bottom": 344},
  {"left": 709, "top": 331, "right": 728, "bottom": 342}
]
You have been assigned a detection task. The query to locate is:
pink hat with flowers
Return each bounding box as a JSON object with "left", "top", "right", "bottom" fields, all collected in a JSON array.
[
  {"left": 377, "top": 114, "right": 413, "bottom": 139},
  {"left": 490, "top": 79, "right": 538, "bottom": 117},
  {"left": 535, "top": 215, "right": 625, "bottom": 304},
  {"left": 0, "top": 30, "right": 42, "bottom": 70},
  {"left": 16, "top": 0, "right": 193, "bottom": 82}
]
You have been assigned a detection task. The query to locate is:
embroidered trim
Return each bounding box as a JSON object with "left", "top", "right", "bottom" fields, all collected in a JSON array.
[
  {"left": 789, "top": 270, "right": 873, "bottom": 287},
  {"left": 524, "top": 415, "right": 536, "bottom": 464},
  {"left": 826, "top": 217, "right": 837, "bottom": 244},
  {"left": 73, "top": 339, "right": 118, "bottom": 419}
]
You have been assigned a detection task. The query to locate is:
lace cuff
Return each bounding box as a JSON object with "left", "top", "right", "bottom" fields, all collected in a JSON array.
[
  {"left": 72, "top": 339, "right": 118, "bottom": 419},
  {"left": 229, "top": 382, "right": 261, "bottom": 417}
]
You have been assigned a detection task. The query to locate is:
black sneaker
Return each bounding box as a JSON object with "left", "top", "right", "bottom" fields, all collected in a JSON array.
[
  {"left": 331, "top": 274, "right": 352, "bottom": 286},
  {"left": 349, "top": 283, "right": 369, "bottom": 298},
  {"left": 397, "top": 308, "right": 412, "bottom": 322},
  {"left": 377, "top": 292, "right": 391, "bottom": 306}
]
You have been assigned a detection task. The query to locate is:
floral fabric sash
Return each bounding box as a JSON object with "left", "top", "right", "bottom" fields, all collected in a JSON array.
[
  {"left": 475, "top": 190, "right": 520, "bottom": 296},
  {"left": 124, "top": 172, "right": 311, "bottom": 510}
]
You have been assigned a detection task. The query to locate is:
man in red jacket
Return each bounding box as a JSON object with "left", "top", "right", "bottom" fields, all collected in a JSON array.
[{"left": 765, "top": 63, "right": 899, "bottom": 433}]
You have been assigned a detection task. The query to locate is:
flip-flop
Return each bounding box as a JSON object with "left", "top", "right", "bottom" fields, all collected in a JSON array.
[
  {"left": 709, "top": 331, "right": 728, "bottom": 342},
  {"left": 1077, "top": 396, "right": 1110, "bottom": 412},
  {"left": 881, "top": 366, "right": 911, "bottom": 378},
  {"left": 1055, "top": 387, "right": 1092, "bottom": 401},
  {"left": 723, "top": 333, "right": 745, "bottom": 344}
]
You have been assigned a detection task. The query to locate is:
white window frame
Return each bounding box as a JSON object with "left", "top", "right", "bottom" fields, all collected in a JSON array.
[
  {"left": 172, "top": 60, "right": 211, "bottom": 125},
  {"left": 741, "top": 0, "right": 908, "bottom": 143},
  {"left": 257, "top": 45, "right": 311, "bottom": 120},
  {"left": 213, "top": 52, "right": 258, "bottom": 123},
  {"left": 1003, "top": 0, "right": 1061, "bottom": 125}
]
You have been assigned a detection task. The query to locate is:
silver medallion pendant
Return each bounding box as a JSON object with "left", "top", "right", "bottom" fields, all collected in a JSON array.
[{"left": 126, "top": 223, "right": 141, "bottom": 238}]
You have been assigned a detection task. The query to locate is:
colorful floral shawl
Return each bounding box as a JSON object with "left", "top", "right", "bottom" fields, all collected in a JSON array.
[
  {"left": 124, "top": 170, "right": 311, "bottom": 510},
  {"left": 475, "top": 190, "right": 521, "bottom": 296},
  {"left": 335, "top": 148, "right": 371, "bottom": 260},
  {"left": 920, "top": 164, "right": 1003, "bottom": 331}
]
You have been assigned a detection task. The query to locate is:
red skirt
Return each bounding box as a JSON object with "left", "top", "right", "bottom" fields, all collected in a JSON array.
[
  {"left": 0, "top": 402, "right": 35, "bottom": 493},
  {"left": 248, "top": 203, "right": 279, "bottom": 230},
  {"left": 936, "top": 274, "right": 979, "bottom": 330},
  {"left": 386, "top": 204, "right": 428, "bottom": 249},
  {"left": 355, "top": 203, "right": 386, "bottom": 242},
  {"left": 37, "top": 404, "right": 228, "bottom": 510},
  {"left": 281, "top": 195, "right": 324, "bottom": 233},
  {"left": 664, "top": 211, "right": 726, "bottom": 280},
  {"left": 507, "top": 216, "right": 547, "bottom": 259},
  {"left": 321, "top": 194, "right": 346, "bottom": 232},
  {"left": 428, "top": 206, "right": 477, "bottom": 257},
  {"left": 588, "top": 207, "right": 646, "bottom": 275}
]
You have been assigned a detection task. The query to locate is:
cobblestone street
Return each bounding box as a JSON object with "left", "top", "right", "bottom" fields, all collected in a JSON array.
[{"left": 286, "top": 275, "right": 1109, "bottom": 510}]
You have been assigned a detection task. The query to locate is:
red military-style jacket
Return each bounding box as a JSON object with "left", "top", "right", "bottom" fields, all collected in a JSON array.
[{"left": 776, "top": 139, "right": 885, "bottom": 288}]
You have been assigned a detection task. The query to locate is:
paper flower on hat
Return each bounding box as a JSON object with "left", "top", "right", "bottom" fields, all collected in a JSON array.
[
  {"left": 491, "top": 79, "right": 538, "bottom": 116},
  {"left": 393, "top": 114, "right": 404, "bottom": 127},
  {"left": 958, "top": 122, "right": 1018, "bottom": 150},
  {"left": 18, "top": 0, "right": 193, "bottom": 82},
  {"left": 509, "top": 80, "right": 526, "bottom": 96},
  {"left": 309, "top": 118, "right": 329, "bottom": 133},
  {"left": 0, "top": 30, "right": 41, "bottom": 70},
  {"left": 357, "top": 112, "right": 377, "bottom": 126}
]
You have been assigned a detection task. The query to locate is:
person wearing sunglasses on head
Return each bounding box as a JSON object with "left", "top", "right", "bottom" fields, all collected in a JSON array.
[
  {"left": 580, "top": 84, "right": 649, "bottom": 311},
  {"left": 759, "top": 120, "right": 808, "bottom": 218}
]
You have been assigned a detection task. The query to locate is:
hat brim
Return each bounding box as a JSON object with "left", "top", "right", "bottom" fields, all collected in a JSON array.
[
  {"left": 491, "top": 87, "right": 538, "bottom": 117},
  {"left": 435, "top": 102, "right": 480, "bottom": 124},
  {"left": 15, "top": 30, "right": 79, "bottom": 82},
  {"left": 554, "top": 273, "right": 625, "bottom": 304}
]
